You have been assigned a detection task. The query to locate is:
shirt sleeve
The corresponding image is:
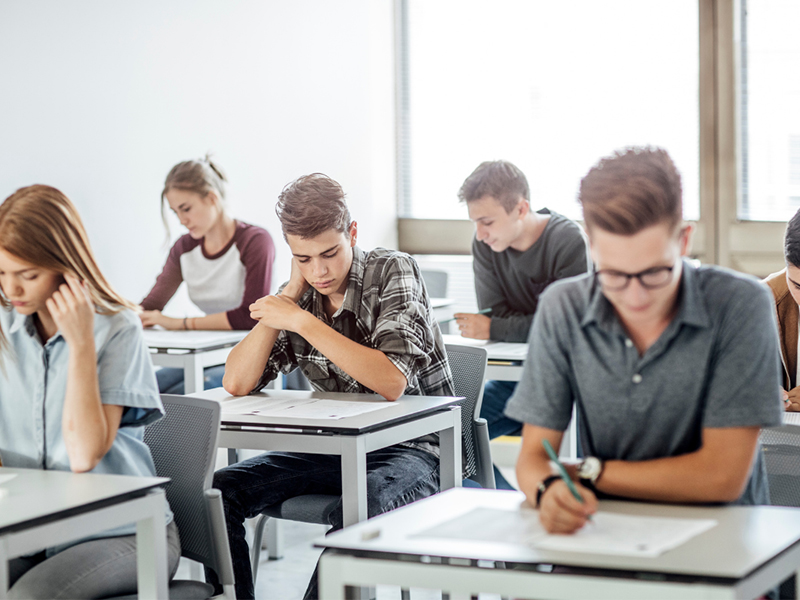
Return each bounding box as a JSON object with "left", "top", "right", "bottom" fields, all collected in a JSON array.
[
  {"left": 371, "top": 255, "right": 438, "bottom": 385},
  {"left": 96, "top": 312, "right": 164, "bottom": 428},
  {"left": 251, "top": 329, "right": 299, "bottom": 393},
  {"left": 701, "top": 279, "right": 784, "bottom": 429},
  {"left": 504, "top": 285, "right": 576, "bottom": 431},
  {"left": 140, "top": 240, "right": 185, "bottom": 311},
  {"left": 226, "top": 226, "right": 276, "bottom": 330}
]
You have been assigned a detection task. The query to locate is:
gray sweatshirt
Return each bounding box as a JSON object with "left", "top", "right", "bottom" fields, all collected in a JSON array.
[{"left": 472, "top": 208, "right": 589, "bottom": 342}]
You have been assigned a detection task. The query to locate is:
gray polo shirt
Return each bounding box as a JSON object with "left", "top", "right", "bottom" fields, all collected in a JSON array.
[{"left": 505, "top": 260, "right": 783, "bottom": 505}]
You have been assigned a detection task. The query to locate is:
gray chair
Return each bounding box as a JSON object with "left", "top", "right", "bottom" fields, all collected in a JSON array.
[
  {"left": 761, "top": 425, "right": 800, "bottom": 507},
  {"left": 119, "top": 394, "right": 236, "bottom": 600},
  {"left": 420, "top": 269, "right": 448, "bottom": 298},
  {"left": 248, "top": 344, "right": 493, "bottom": 580}
]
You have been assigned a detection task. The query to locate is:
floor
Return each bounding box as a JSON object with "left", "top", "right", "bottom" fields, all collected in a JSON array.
[{"left": 177, "top": 444, "right": 521, "bottom": 599}]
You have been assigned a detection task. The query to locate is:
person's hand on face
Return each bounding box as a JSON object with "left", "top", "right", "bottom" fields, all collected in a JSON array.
[
  {"left": 281, "top": 257, "right": 311, "bottom": 303},
  {"left": 453, "top": 313, "right": 491, "bottom": 339},
  {"left": 46, "top": 274, "right": 94, "bottom": 347}
]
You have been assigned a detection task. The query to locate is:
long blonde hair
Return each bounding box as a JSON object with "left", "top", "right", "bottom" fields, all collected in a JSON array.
[{"left": 0, "top": 185, "right": 137, "bottom": 327}]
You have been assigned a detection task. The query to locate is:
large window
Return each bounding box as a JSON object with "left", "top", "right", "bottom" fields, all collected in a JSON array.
[
  {"left": 399, "top": 0, "right": 699, "bottom": 222},
  {"left": 739, "top": 0, "right": 800, "bottom": 221}
]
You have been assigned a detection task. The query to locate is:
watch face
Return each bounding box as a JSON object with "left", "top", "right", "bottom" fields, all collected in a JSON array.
[{"left": 580, "top": 457, "right": 601, "bottom": 480}]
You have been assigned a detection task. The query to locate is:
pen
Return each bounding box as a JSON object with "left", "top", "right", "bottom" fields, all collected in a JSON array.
[
  {"left": 438, "top": 307, "right": 491, "bottom": 325},
  {"left": 542, "top": 439, "right": 591, "bottom": 518}
]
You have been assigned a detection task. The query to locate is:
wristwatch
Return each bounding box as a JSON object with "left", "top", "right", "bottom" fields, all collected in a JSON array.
[
  {"left": 535, "top": 475, "right": 561, "bottom": 508},
  {"left": 576, "top": 456, "right": 604, "bottom": 488}
]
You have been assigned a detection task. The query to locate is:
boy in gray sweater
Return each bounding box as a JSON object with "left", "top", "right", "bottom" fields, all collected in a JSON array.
[{"left": 454, "top": 161, "right": 589, "bottom": 458}]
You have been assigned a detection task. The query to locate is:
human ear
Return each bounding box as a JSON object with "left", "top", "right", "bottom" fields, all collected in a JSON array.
[
  {"left": 349, "top": 221, "right": 358, "bottom": 247},
  {"left": 679, "top": 223, "right": 694, "bottom": 257}
]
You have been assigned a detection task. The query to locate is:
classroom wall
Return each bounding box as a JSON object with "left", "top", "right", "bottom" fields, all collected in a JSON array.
[{"left": 0, "top": 0, "right": 396, "bottom": 315}]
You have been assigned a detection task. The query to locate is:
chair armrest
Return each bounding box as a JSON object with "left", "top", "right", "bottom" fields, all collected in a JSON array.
[
  {"left": 205, "top": 489, "right": 236, "bottom": 589},
  {"left": 474, "top": 418, "right": 496, "bottom": 489}
]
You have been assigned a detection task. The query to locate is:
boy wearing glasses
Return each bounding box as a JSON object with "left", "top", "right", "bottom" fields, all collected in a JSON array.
[{"left": 507, "top": 147, "right": 783, "bottom": 533}]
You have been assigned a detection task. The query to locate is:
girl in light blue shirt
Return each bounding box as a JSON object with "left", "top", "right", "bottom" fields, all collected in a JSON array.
[{"left": 0, "top": 185, "right": 180, "bottom": 599}]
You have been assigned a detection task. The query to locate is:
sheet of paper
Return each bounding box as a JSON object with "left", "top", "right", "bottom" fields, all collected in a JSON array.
[
  {"left": 220, "top": 397, "right": 392, "bottom": 420},
  {"left": 783, "top": 412, "right": 800, "bottom": 426},
  {"left": 534, "top": 512, "right": 717, "bottom": 558},
  {"left": 413, "top": 507, "right": 717, "bottom": 558},
  {"left": 485, "top": 342, "right": 529, "bottom": 360}
]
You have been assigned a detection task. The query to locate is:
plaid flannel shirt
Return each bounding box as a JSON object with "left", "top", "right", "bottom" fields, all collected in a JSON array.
[{"left": 253, "top": 247, "right": 455, "bottom": 431}]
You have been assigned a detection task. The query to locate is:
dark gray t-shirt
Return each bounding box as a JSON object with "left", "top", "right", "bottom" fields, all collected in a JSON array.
[
  {"left": 505, "top": 261, "right": 783, "bottom": 505},
  {"left": 473, "top": 209, "right": 589, "bottom": 342}
]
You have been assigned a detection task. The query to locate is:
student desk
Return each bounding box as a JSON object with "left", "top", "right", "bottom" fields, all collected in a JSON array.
[
  {"left": 318, "top": 487, "right": 800, "bottom": 600},
  {"left": 0, "top": 467, "right": 169, "bottom": 599},
  {"left": 191, "top": 388, "right": 463, "bottom": 527},
  {"left": 442, "top": 334, "right": 527, "bottom": 381},
  {"left": 143, "top": 330, "right": 248, "bottom": 394}
]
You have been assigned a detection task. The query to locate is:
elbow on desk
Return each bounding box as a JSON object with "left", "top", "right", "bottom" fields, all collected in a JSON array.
[
  {"left": 69, "top": 453, "right": 103, "bottom": 474},
  {"left": 222, "top": 373, "right": 254, "bottom": 397}
]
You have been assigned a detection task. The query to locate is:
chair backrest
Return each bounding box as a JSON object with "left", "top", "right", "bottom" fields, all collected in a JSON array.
[
  {"left": 444, "top": 344, "right": 488, "bottom": 481},
  {"left": 760, "top": 425, "right": 800, "bottom": 507},
  {"left": 421, "top": 269, "right": 449, "bottom": 298},
  {"left": 144, "top": 394, "right": 223, "bottom": 568}
]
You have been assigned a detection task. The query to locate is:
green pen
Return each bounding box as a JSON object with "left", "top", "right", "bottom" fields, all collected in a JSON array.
[
  {"left": 543, "top": 439, "right": 592, "bottom": 520},
  {"left": 438, "top": 307, "right": 491, "bottom": 325}
]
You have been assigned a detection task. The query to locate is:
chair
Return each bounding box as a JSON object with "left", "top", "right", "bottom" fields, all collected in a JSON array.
[
  {"left": 247, "top": 344, "right": 493, "bottom": 580},
  {"left": 420, "top": 269, "right": 448, "bottom": 298},
  {"left": 116, "top": 394, "right": 236, "bottom": 600},
  {"left": 759, "top": 424, "right": 800, "bottom": 599},
  {"left": 760, "top": 425, "right": 800, "bottom": 507}
]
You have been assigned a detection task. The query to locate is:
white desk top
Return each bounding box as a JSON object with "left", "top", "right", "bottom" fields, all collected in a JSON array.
[
  {"left": 143, "top": 329, "right": 248, "bottom": 351},
  {"left": 0, "top": 467, "right": 168, "bottom": 533},
  {"left": 430, "top": 298, "right": 455, "bottom": 309},
  {"left": 442, "top": 334, "right": 528, "bottom": 361},
  {"left": 192, "top": 387, "right": 464, "bottom": 434},
  {"left": 317, "top": 487, "right": 800, "bottom": 580}
]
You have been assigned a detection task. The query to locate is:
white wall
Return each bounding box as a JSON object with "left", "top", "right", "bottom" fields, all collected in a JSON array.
[{"left": 0, "top": 0, "right": 396, "bottom": 315}]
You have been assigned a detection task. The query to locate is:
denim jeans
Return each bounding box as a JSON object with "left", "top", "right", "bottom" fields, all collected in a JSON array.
[
  {"left": 208, "top": 446, "right": 440, "bottom": 600},
  {"left": 480, "top": 380, "right": 522, "bottom": 439},
  {"left": 155, "top": 365, "right": 225, "bottom": 395}
]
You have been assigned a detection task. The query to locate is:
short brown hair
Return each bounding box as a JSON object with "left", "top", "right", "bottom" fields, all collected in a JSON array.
[
  {"left": 579, "top": 147, "right": 682, "bottom": 235},
  {"left": 458, "top": 160, "right": 530, "bottom": 213},
  {"left": 276, "top": 173, "right": 351, "bottom": 239}
]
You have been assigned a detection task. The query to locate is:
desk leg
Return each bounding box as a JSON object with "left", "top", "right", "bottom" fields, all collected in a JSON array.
[
  {"left": 184, "top": 356, "right": 204, "bottom": 395},
  {"left": 136, "top": 490, "right": 168, "bottom": 600},
  {"left": 439, "top": 406, "right": 462, "bottom": 490},
  {"left": 340, "top": 437, "right": 368, "bottom": 527},
  {"left": 0, "top": 538, "right": 8, "bottom": 599},
  {"left": 319, "top": 553, "right": 347, "bottom": 600}
]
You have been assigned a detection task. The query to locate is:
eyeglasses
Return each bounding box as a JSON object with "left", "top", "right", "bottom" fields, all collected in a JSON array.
[{"left": 595, "top": 266, "right": 675, "bottom": 291}]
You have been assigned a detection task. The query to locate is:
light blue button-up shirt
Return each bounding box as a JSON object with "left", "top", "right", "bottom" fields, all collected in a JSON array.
[{"left": 0, "top": 305, "right": 172, "bottom": 551}]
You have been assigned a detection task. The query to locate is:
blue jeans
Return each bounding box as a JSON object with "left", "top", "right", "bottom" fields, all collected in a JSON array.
[
  {"left": 155, "top": 365, "right": 225, "bottom": 395},
  {"left": 208, "top": 447, "right": 440, "bottom": 600},
  {"left": 481, "top": 380, "right": 522, "bottom": 439}
]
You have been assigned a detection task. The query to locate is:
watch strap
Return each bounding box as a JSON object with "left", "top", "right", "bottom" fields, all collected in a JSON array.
[{"left": 536, "top": 474, "right": 562, "bottom": 508}]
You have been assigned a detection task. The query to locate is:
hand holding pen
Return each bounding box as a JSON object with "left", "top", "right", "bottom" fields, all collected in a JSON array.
[
  {"left": 442, "top": 308, "right": 492, "bottom": 339},
  {"left": 538, "top": 439, "right": 598, "bottom": 534}
]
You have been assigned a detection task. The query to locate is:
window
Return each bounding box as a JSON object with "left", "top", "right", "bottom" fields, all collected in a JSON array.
[
  {"left": 398, "top": 0, "right": 699, "bottom": 222},
  {"left": 739, "top": 0, "right": 800, "bottom": 221}
]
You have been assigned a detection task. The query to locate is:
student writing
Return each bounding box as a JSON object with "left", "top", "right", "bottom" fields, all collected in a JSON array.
[{"left": 140, "top": 156, "right": 275, "bottom": 393}]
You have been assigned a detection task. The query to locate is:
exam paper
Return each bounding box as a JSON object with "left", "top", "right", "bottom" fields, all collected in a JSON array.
[
  {"left": 220, "top": 396, "right": 392, "bottom": 419},
  {"left": 534, "top": 512, "right": 718, "bottom": 558},
  {"left": 414, "top": 507, "right": 717, "bottom": 558},
  {"left": 783, "top": 412, "right": 800, "bottom": 426}
]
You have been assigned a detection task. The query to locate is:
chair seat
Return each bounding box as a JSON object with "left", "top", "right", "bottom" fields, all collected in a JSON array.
[
  {"left": 261, "top": 494, "right": 339, "bottom": 524},
  {"left": 111, "top": 579, "right": 215, "bottom": 600}
]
